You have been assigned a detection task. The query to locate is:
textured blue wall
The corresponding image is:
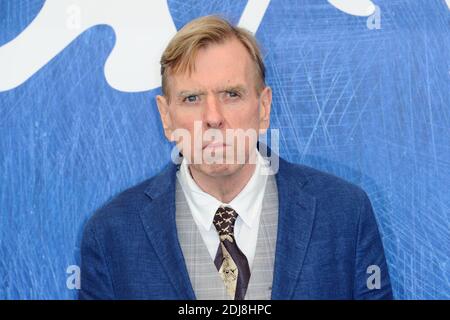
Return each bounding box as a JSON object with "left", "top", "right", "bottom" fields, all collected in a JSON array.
[{"left": 0, "top": 0, "right": 449, "bottom": 299}]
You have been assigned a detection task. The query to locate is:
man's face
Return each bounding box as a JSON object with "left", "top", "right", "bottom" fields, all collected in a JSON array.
[{"left": 156, "top": 37, "right": 271, "bottom": 178}]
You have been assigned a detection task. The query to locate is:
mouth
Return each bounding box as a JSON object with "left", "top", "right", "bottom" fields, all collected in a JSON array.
[{"left": 202, "top": 141, "right": 229, "bottom": 150}]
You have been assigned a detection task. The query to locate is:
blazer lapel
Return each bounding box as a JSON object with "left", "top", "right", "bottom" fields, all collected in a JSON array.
[
  {"left": 271, "top": 158, "right": 317, "bottom": 299},
  {"left": 139, "top": 163, "right": 196, "bottom": 299}
]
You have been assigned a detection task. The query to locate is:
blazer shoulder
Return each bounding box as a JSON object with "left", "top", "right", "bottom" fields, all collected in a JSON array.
[
  {"left": 85, "top": 163, "right": 175, "bottom": 231},
  {"left": 83, "top": 178, "right": 151, "bottom": 233},
  {"left": 279, "top": 160, "right": 373, "bottom": 234},
  {"left": 281, "top": 159, "right": 368, "bottom": 204}
]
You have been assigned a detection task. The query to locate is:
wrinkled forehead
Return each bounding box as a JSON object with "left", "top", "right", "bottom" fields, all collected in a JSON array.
[{"left": 166, "top": 39, "right": 259, "bottom": 94}]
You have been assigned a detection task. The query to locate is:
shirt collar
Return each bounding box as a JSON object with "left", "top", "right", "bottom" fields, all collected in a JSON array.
[{"left": 176, "top": 150, "right": 269, "bottom": 231}]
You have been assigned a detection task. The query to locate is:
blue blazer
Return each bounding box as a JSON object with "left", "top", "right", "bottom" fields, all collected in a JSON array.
[{"left": 79, "top": 156, "right": 393, "bottom": 299}]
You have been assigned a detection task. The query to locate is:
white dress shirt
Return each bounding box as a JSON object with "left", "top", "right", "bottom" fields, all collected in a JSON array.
[{"left": 176, "top": 150, "right": 270, "bottom": 269}]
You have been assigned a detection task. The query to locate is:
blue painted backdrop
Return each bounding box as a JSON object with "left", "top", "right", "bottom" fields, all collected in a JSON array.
[{"left": 0, "top": 0, "right": 449, "bottom": 299}]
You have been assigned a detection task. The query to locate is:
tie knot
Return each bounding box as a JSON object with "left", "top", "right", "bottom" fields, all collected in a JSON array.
[{"left": 213, "top": 206, "right": 238, "bottom": 236}]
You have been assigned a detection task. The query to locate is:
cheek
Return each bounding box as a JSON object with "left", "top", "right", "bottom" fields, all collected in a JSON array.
[
  {"left": 225, "top": 103, "right": 260, "bottom": 129},
  {"left": 169, "top": 110, "right": 203, "bottom": 146},
  {"left": 170, "top": 109, "right": 198, "bottom": 130}
]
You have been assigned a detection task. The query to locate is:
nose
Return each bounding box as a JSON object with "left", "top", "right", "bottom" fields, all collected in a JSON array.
[{"left": 203, "top": 95, "right": 224, "bottom": 129}]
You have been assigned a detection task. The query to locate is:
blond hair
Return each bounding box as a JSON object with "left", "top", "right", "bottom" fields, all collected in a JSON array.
[{"left": 160, "top": 15, "right": 266, "bottom": 99}]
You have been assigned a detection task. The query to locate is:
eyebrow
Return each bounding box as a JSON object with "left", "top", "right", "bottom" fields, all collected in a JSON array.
[
  {"left": 214, "top": 85, "right": 248, "bottom": 95},
  {"left": 175, "top": 84, "right": 248, "bottom": 98},
  {"left": 176, "top": 89, "right": 206, "bottom": 98}
]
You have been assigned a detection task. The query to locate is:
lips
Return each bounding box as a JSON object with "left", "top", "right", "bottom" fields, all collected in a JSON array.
[{"left": 202, "top": 141, "right": 229, "bottom": 150}]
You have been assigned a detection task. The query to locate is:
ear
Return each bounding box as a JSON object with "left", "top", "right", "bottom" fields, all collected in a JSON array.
[
  {"left": 258, "top": 86, "right": 272, "bottom": 134},
  {"left": 156, "top": 95, "right": 174, "bottom": 141}
]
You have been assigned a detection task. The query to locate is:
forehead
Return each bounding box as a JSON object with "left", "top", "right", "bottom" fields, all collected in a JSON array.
[{"left": 170, "top": 38, "right": 255, "bottom": 91}]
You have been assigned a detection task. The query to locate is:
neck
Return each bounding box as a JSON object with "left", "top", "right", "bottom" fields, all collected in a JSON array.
[{"left": 188, "top": 154, "right": 258, "bottom": 204}]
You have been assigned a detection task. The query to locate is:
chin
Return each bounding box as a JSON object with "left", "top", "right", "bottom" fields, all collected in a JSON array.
[{"left": 194, "top": 162, "right": 244, "bottom": 178}]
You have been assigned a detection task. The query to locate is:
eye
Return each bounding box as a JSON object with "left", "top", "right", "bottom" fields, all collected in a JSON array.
[
  {"left": 226, "top": 91, "right": 240, "bottom": 98},
  {"left": 183, "top": 95, "right": 198, "bottom": 103}
]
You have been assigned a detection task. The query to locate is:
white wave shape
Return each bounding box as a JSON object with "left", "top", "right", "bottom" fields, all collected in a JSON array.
[
  {"left": 0, "top": 0, "right": 271, "bottom": 92},
  {"left": 328, "top": 0, "right": 375, "bottom": 17},
  {"left": 0, "top": 0, "right": 384, "bottom": 92}
]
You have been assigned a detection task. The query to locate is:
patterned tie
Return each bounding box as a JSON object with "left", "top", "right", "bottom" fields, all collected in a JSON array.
[{"left": 213, "top": 205, "right": 251, "bottom": 300}]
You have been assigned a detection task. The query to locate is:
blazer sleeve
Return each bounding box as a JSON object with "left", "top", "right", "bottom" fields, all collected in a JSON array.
[
  {"left": 353, "top": 190, "right": 394, "bottom": 300},
  {"left": 78, "top": 218, "right": 115, "bottom": 300}
]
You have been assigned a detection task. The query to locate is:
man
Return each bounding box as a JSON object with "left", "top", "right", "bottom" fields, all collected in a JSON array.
[{"left": 79, "top": 15, "right": 393, "bottom": 300}]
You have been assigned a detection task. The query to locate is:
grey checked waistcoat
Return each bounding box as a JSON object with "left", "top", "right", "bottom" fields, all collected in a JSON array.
[{"left": 175, "top": 174, "right": 279, "bottom": 300}]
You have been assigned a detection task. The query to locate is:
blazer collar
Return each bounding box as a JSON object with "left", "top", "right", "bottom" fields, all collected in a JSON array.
[{"left": 140, "top": 149, "right": 317, "bottom": 300}]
